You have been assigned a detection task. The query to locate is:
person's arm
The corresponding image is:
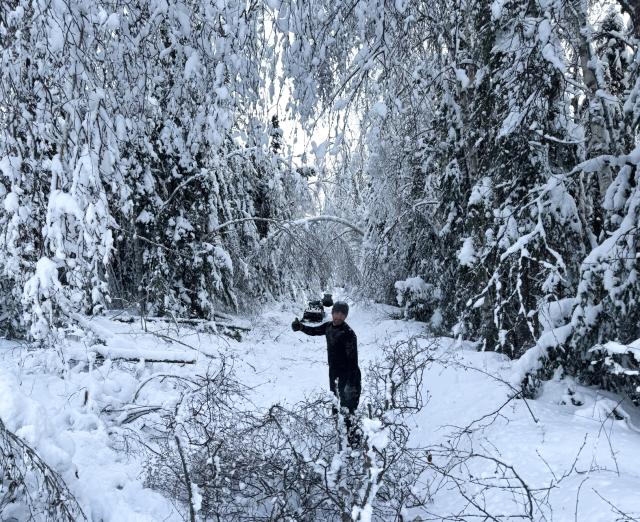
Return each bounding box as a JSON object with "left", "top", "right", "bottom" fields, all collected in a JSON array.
[
  {"left": 344, "top": 330, "right": 359, "bottom": 367},
  {"left": 300, "top": 321, "right": 330, "bottom": 336},
  {"left": 344, "top": 330, "right": 361, "bottom": 392}
]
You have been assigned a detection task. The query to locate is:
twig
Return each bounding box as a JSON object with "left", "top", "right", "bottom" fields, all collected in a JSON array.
[{"left": 175, "top": 435, "right": 197, "bottom": 522}]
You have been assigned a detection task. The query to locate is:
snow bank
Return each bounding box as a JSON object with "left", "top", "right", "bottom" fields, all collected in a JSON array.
[
  {"left": 1, "top": 303, "right": 640, "bottom": 521},
  {"left": 0, "top": 368, "right": 75, "bottom": 473}
]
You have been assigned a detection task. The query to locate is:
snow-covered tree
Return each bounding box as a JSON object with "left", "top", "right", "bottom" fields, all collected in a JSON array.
[
  {"left": 563, "top": 4, "right": 640, "bottom": 400},
  {"left": 0, "top": 0, "right": 119, "bottom": 338},
  {"left": 0, "top": 0, "right": 315, "bottom": 337}
]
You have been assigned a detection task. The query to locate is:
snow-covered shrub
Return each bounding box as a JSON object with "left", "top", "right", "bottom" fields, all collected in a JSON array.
[
  {"left": 21, "top": 258, "right": 66, "bottom": 341},
  {"left": 394, "top": 276, "right": 440, "bottom": 323},
  {"left": 366, "top": 335, "right": 435, "bottom": 414},
  {"left": 587, "top": 341, "right": 640, "bottom": 405},
  {"left": 132, "top": 340, "right": 438, "bottom": 520},
  {"left": 0, "top": 418, "right": 86, "bottom": 522}
]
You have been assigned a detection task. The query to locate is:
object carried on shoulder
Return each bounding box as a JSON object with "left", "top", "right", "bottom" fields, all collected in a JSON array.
[
  {"left": 302, "top": 300, "right": 325, "bottom": 322},
  {"left": 322, "top": 293, "right": 334, "bottom": 307}
]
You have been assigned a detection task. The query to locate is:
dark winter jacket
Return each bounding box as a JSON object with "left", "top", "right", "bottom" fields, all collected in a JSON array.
[{"left": 300, "top": 321, "right": 361, "bottom": 406}]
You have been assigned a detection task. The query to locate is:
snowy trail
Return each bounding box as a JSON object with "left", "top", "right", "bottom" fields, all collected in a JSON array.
[
  {"left": 1, "top": 303, "right": 640, "bottom": 520},
  {"left": 237, "top": 302, "right": 423, "bottom": 409}
]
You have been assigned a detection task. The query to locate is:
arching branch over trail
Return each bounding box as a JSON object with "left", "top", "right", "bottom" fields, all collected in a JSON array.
[{"left": 213, "top": 215, "right": 365, "bottom": 237}]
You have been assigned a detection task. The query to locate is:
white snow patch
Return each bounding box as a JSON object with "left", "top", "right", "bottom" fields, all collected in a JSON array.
[
  {"left": 394, "top": 0, "right": 409, "bottom": 13},
  {"left": 490, "top": 0, "right": 508, "bottom": 21},
  {"left": 362, "top": 417, "right": 388, "bottom": 450},
  {"left": 184, "top": 50, "right": 201, "bottom": 79},
  {"left": 24, "top": 257, "right": 61, "bottom": 299},
  {"left": 48, "top": 190, "right": 83, "bottom": 220},
  {"left": 136, "top": 209, "right": 154, "bottom": 224},
  {"left": 537, "top": 19, "right": 551, "bottom": 45},
  {"left": 457, "top": 237, "right": 476, "bottom": 267},
  {"left": 0, "top": 155, "right": 22, "bottom": 178},
  {"left": 497, "top": 110, "right": 523, "bottom": 138},
  {"left": 191, "top": 484, "right": 202, "bottom": 512},
  {"left": 468, "top": 176, "right": 493, "bottom": 206},
  {"left": 542, "top": 43, "right": 566, "bottom": 72},
  {"left": 312, "top": 140, "right": 329, "bottom": 160},
  {"left": 48, "top": 22, "right": 65, "bottom": 52},
  {"left": 430, "top": 308, "right": 444, "bottom": 329},
  {"left": 370, "top": 101, "right": 388, "bottom": 118},
  {"left": 455, "top": 68, "right": 470, "bottom": 89},
  {"left": 4, "top": 191, "right": 19, "bottom": 213},
  {"left": 395, "top": 276, "right": 429, "bottom": 306},
  {"left": 214, "top": 246, "right": 233, "bottom": 272},
  {"left": 215, "top": 86, "right": 229, "bottom": 100}
]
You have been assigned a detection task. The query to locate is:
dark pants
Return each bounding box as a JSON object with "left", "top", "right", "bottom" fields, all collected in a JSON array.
[
  {"left": 330, "top": 372, "right": 361, "bottom": 414},
  {"left": 331, "top": 373, "right": 362, "bottom": 446}
]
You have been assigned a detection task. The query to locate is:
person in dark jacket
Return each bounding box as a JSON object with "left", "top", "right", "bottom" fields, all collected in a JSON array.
[{"left": 292, "top": 301, "right": 362, "bottom": 444}]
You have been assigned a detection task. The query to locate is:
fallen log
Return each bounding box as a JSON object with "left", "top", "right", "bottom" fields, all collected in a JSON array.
[
  {"left": 69, "top": 351, "right": 197, "bottom": 366},
  {"left": 81, "top": 346, "right": 197, "bottom": 365},
  {"left": 64, "top": 320, "right": 199, "bottom": 364},
  {"left": 111, "top": 314, "right": 251, "bottom": 332},
  {"left": 95, "top": 354, "right": 196, "bottom": 365}
]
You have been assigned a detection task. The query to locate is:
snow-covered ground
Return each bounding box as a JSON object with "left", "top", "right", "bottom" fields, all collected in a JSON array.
[{"left": 1, "top": 301, "right": 640, "bottom": 521}]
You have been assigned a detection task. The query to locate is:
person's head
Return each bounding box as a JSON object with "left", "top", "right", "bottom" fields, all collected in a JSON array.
[{"left": 331, "top": 301, "right": 349, "bottom": 325}]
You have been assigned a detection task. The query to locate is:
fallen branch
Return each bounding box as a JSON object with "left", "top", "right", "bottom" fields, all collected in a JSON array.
[
  {"left": 102, "top": 405, "right": 165, "bottom": 424},
  {"left": 592, "top": 489, "right": 640, "bottom": 522},
  {"left": 175, "top": 435, "right": 197, "bottom": 522},
  {"left": 0, "top": 418, "right": 87, "bottom": 522}
]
